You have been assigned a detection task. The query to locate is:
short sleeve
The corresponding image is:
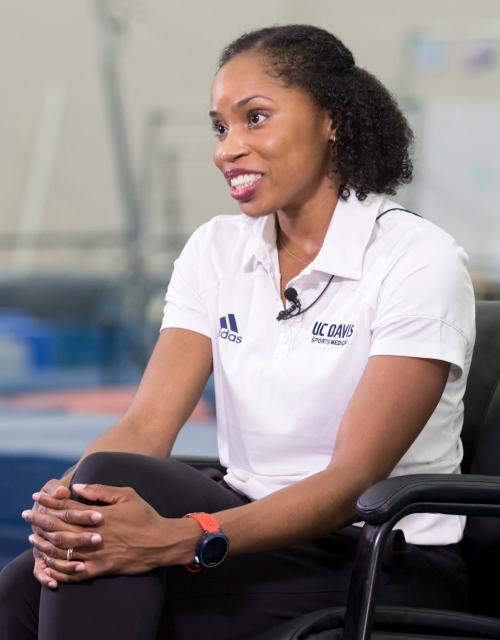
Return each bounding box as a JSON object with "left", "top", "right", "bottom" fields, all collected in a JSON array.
[
  {"left": 369, "top": 229, "right": 475, "bottom": 380},
  {"left": 160, "top": 225, "right": 211, "bottom": 338}
]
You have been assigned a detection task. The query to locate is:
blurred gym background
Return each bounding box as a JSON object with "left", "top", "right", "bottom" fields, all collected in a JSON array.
[{"left": 1, "top": 0, "right": 499, "bottom": 565}]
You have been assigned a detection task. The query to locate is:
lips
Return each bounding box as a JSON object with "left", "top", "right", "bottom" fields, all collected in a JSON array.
[{"left": 224, "top": 169, "right": 264, "bottom": 202}]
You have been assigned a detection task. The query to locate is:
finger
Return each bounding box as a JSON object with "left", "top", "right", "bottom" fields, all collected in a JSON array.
[
  {"left": 42, "top": 554, "right": 87, "bottom": 576},
  {"left": 59, "top": 508, "right": 103, "bottom": 527},
  {"left": 33, "top": 492, "right": 94, "bottom": 512},
  {"left": 22, "top": 509, "right": 76, "bottom": 533},
  {"left": 44, "top": 565, "right": 88, "bottom": 584},
  {"left": 32, "top": 495, "right": 103, "bottom": 526},
  {"left": 52, "top": 485, "right": 71, "bottom": 500},
  {"left": 72, "top": 483, "right": 130, "bottom": 505},
  {"left": 42, "top": 480, "right": 71, "bottom": 499},
  {"left": 31, "top": 528, "right": 102, "bottom": 551},
  {"left": 29, "top": 533, "right": 67, "bottom": 561},
  {"left": 48, "top": 485, "right": 71, "bottom": 499},
  {"left": 33, "top": 553, "right": 58, "bottom": 589},
  {"left": 29, "top": 531, "right": 102, "bottom": 557},
  {"left": 33, "top": 492, "right": 87, "bottom": 511}
]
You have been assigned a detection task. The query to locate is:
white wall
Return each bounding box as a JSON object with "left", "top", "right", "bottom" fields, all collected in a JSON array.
[{"left": 1, "top": 0, "right": 499, "bottom": 280}]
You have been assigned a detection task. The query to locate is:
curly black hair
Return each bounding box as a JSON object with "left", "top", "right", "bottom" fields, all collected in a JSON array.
[{"left": 219, "top": 25, "right": 413, "bottom": 201}]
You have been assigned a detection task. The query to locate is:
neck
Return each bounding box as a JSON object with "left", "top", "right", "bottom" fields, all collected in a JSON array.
[{"left": 276, "top": 185, "right": 339, "bottom": 258}]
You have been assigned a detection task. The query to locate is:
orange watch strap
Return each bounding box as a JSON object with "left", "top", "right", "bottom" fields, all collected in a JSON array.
[{"left": 183, "top": 512, "right": 221, "bottom": 533}]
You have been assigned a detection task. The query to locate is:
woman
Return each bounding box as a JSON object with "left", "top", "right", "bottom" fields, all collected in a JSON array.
[{"left": 0, "top": 25, "right": 474, "bottom": 639}]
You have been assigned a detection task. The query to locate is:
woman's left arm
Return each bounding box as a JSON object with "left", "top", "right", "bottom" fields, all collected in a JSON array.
[
  {"left": 213, "top": 354, "right": 450, "bottom": 554},
  {"left": 29, "top": 354, "right": 449, "bottom": 580}
]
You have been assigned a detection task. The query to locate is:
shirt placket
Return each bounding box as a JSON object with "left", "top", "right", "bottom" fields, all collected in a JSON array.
[
  {"left": 274, "top": 314, "right": 302, "bottom": 358},
  {"left": 263, "top": 246, "right": 311, "bottom": 359}
]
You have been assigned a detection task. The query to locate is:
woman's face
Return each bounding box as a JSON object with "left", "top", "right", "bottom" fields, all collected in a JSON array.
[{"left": 210, "top": 52, "right": 335, "bottom": 217}]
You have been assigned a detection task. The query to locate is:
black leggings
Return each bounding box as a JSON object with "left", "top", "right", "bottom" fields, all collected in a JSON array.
[{"left": 0, "top": 452, "right": 467, "bottom": 639}]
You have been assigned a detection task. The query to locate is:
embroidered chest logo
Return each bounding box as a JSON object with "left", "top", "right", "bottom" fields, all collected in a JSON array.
[
  {"left": 311, "top": 321, "right": 354, "bottom": 346},
  {"left": 219, "top": 314, "right": 243, "bottom": 344}
]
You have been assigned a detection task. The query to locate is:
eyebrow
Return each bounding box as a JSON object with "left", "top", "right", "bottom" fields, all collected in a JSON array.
[{"left": 209, "top": 94, "right": 275, "bottom": 118}]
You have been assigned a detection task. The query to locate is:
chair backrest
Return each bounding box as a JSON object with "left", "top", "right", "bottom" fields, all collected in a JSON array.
[{"left": 461, "top": 300, "right": 500, "bottom": 615}]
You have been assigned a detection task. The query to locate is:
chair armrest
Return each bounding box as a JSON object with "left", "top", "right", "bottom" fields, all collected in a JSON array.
[
  {"left": 357, "top": 473, "right": 500, "bottom": 524},
  {"left": 345, "top": 473, "right": 500, "bottom": 640}
]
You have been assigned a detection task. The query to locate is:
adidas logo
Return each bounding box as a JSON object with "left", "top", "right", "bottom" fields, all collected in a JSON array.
[{"left": 219, "top": 314, "right": 242, "bottom": 343}]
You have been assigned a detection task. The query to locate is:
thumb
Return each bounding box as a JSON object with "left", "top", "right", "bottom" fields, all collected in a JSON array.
[
  {"left": 71, "top": 483, "right": 127, "bottom": 505},
  {"left": 52, "top": 485, "right": 71, "bottom": 499}
]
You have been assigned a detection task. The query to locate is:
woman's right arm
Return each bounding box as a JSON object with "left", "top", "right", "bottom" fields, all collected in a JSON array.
[
  {"left": 59, "top": 327, "right": 213, "bottom": 484},
  {"left": 30, "top": 327, "right": 212, "bottom": 587}
]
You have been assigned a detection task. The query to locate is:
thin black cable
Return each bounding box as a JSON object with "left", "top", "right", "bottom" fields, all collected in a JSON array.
[
  {"left": 376, "top": 207, "right": 421, "bottom": 222},
  {"left": 293, "top": 273, "right": 335, "bottom": 316},
  {"left": 276, "top": 274, "right": 334, "bottom": 321},
  {"left": 276, "top": 207, "right": 422, "bottom": 321}
]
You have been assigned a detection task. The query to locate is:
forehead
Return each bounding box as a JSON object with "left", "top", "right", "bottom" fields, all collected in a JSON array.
[{"left": 210, "top": 52, "right": 293, "bottom": 108}]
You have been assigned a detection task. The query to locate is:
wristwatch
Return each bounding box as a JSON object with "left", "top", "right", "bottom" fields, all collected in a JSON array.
[{"left": 183, "top": 512, "right": 229, "bottom": 572}]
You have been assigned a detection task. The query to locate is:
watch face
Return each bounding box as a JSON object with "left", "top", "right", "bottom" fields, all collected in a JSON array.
[{"left": 200, "top": 533, "right": 229, "bottom": 567}]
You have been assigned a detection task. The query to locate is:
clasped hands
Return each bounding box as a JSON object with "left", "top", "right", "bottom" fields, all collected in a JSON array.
[{"left": 22, "top": 481, "right": 193, "bottom": 589}]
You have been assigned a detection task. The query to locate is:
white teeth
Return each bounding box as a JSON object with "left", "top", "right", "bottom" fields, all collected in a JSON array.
[{"left": 230, "top": 173, "right": 262, "bottom": 188}]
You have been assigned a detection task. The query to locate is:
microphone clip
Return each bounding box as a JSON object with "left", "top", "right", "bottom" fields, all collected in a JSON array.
[{"left": 276, "top": 287, "right": 302, "bottom": 321}]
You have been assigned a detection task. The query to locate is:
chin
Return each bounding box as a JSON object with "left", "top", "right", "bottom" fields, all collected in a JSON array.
[{"left": 237, "top": 200, "right": 276, "bottom": 218}]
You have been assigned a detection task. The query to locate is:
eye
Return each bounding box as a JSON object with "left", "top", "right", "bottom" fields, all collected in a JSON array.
[
  {"left": 212, "top": 121, "right": 227, "bottom": 138},
  {"left": 248, "top": 111, "right": 268, "bottom": 127}
]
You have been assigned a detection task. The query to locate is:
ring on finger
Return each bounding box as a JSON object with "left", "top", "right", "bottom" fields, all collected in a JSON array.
[{"left": 67, "top": 547, "right": 74, "bottom": 562}]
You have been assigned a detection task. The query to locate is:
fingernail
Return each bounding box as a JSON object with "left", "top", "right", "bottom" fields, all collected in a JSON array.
[
  {"left": 32, "top": 492, "right": 40, "bottom": 500},
  {"left": 75, "top": 563, "right": 86, "bottom": 572},
  {"left": 91, "top": 534, "right": 102, "bottom": 545},
  {"left": 91, "top": 512, "right": 103, "bottom": 523},
  {"left": 28, "top": 534, "right": 35, "bottom": 544},
  {"left": 48, "top": 580, "right": 58, "bottom": 589},
  {"left": 72, "top": 483, "right": 87, "bottom": 492},
  {"left": 21, "top": 510, "right": 31, "bottom": 520}
]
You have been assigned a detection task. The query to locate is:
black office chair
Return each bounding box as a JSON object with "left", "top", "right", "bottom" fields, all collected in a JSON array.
[
  {"left": 179, "top": 300, "right": 500, "bottom": 639},
  {"left": 267, "top": 299, "right": 500, "bottom": 639}
]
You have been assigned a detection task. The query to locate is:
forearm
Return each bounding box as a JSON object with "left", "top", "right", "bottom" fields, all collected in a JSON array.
[
  {"left": 83, "top": 418, "right": 169, "bottom": 458},
  {"left": 211, "top": 357, "right": 449, "bottom": 557},
  {"left": 213, "top": 467, "right": 361, "bottom": 556},
  {"left": 57, "top": 330, "right": 212, "bottom": 485}
]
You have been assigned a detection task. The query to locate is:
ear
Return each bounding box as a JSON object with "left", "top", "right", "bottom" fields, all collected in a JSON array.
[
  {"left": 322, "top": 111, "right": 336, "bottom": 143},
  {"left": 328, "top": 122, "right": 337, "bottom": 144}
]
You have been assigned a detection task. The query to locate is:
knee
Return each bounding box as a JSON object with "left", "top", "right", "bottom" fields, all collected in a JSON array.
[
  {"left": 0, "top": 551, "right": 36, "bottom": 610},
  {"left": 71, "top": 451, "right": 134, "bottom": 487},
  {"left": 70, "top": 455, "right": 199, "bottom": 514},
  {"left": 70, "top": 451, "right": 176, "bottom": 490}
]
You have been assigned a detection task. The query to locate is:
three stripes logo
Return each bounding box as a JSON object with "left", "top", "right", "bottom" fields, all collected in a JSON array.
[{"left": 219, "top": 313, "right": 242, "bottom": 343}]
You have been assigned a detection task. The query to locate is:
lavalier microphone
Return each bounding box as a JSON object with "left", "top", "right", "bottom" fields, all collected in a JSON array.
[
  {"left": 285, "top": 287, "right": 300, "bottom": 304},
  {"left": 276, "top": 287, "right": 301, "bottom": 321},
  {"left": 276, "top": 277, "right": 334, "bottom": 321},
  {"left": 275, "top": 208, "right": 421, "bottom": 322}
]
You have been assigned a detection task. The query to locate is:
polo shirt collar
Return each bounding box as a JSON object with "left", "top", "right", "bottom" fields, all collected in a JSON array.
[
  {"left": 311, "top": 192, "right": 383, "bottom": 279},
  {"left": 242, "top": 213, "right": 277, "bottom": 272},
  {"left": 242, "top": 192, "right": 384, "bottom": 280}
]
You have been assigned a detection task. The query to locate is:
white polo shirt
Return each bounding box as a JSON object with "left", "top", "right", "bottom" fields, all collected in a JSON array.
[{"left": 161, "top": 193, "right": 475, "bottom": 545}]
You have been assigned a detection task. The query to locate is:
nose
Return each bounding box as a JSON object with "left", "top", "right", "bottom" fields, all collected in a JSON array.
[
  {"left": 216, "top": 128, "right": 249, "bottom": 165},
  {"left": 220, "top": 148, "right": 246, "bottom": 162}
]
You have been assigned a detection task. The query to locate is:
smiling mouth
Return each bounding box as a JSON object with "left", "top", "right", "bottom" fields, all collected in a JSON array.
[
  {"left": 228, "top": 173, "right": 263, "bottom": 189},
  {"left": 228, "top": 173, "right": 263, "bottom": 201}
]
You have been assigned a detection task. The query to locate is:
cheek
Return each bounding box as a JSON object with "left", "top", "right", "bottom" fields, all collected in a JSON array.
[
  {"left": 258, "top": 135, "right": 298, "bottom": 177},
  {"left": 213, "top": 147, "right": 223, "bottom": 171},
  {"left": 261, "top": 131, "right": 322, "bottom": 180}
]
